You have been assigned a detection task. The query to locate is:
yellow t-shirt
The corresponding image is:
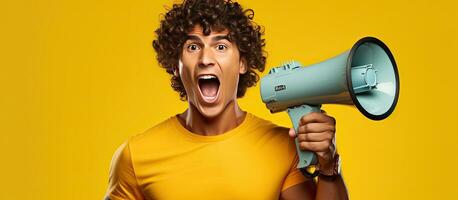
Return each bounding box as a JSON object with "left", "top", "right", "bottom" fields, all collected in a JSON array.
[{"left": 105, "top": 113, "right": 307, "bottom": 200}]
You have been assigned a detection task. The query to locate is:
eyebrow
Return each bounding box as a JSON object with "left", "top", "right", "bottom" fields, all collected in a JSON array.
[{"left": 185, "top": 34, "right": 231, "bottom": 43}]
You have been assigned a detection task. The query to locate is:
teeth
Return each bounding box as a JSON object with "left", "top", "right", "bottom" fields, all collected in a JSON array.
[{"left": 199, "top": 75, "right": 217, "bottom": 80}]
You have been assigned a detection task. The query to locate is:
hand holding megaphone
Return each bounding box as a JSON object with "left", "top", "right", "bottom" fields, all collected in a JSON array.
[
  {"left": 288, "top": 110, "right": 338, "bottom": 177},
  {"left": 260, "top": 37, "right": 400, "bottom": 177}
]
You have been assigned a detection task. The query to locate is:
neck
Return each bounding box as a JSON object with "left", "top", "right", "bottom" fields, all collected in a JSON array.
[{"left": 178, "top": 100, "right": 246, "bottom": 136}]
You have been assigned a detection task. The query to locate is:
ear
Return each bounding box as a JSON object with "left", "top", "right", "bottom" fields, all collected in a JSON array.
[
  {"left": 175, "top": 60, "right": 183, "bottom": 77},
  {"left": 173, "top": 67, "right": 179, "bottom": 77},
  {"left": 239, "top": 58, "right": 247, "bottom": 74}
]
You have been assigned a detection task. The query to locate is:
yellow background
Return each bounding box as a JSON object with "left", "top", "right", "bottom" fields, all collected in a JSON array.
[{"left": 1, "top": 0, "right": 457, "bottom": 199}]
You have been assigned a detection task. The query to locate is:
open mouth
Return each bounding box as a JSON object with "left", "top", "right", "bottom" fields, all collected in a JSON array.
[{"left": 198, "top": 74, "right": 220, "bottom": 102}]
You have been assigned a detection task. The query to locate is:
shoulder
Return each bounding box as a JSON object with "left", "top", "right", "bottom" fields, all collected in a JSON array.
[
  {"left": 107, "top": 140, "right": 137, "bottom": 188},
  {"left": 247, "top": 113, "right": 290, "bottom": 135},
  {"left": 106, "top": 140, "right": 145, "bottom": 199},
  {"left": 109, "top": 116, "right": 177, "bottom": 172},
  {"left": 127, "top": 116, "right": 177, "bottom": 146},
  {"left": 246, "top": 114, "right": 299, "bottom": 174},
  {"left": 247, "top": 113, "right": 281, "bottom": 128},
  {"left": 246, "top": 113, "right": 294, "bottom": 152},
  {"left": 110, "top": 141, "right": 132, "bottom": 171}
]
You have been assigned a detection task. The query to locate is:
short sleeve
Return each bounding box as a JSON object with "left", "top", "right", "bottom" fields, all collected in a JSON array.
[
  {"left": 104, "top": 141, "right": 145, "bottom": 200},
  {"left": 280, "top": 151, "right": 307, "bottom": 191}
]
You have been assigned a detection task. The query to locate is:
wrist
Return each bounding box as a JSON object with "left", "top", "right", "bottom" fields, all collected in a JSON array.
[
  {"left": 318, "top": 173, "right": 341, "bottom": 181},
  {"left": 317, "top": 153, "right": 341, "bottom": 177}
]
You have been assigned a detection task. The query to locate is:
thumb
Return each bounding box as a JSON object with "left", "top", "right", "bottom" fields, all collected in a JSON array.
[{"left": 288, "top": 128, "right": 296, "bottom": 138}]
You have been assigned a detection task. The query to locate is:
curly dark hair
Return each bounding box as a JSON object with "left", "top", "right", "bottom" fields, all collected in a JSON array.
[{"left": 152, "top": 0, "right": 266, "bottom": 100}]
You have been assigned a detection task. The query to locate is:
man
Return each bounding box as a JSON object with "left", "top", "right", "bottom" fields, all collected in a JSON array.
[{"left": 105, "top": 0, "right": 349, "bottom": 199}]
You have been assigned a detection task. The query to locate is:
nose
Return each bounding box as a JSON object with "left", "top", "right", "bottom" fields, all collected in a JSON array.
[{"left": 199, "top": 46, "right": 216, "bottom": 68}]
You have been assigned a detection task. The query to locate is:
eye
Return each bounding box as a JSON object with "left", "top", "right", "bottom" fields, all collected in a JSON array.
[
  {"left": 216, "top": 44, "right": 227, "bottom": 51},
  {"left": 186, "top": 44, "right": 200, "bottom": 52}
]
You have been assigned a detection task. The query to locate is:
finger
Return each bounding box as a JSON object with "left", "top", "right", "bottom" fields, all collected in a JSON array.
[
  {"left": 299, "top": 141, "right": 331, "bottom": 152},
  {"left": 288, "top": 128, "right": 296, "bottom": 138},
  {"left": 299, "top": 112, "right": 335, "bottom": 126},
  {"left": 297, "top": 123, "right": 335, "bottom": 134},
  {"left": 297, "top": 131, "right": 334, "bottom": 142}
]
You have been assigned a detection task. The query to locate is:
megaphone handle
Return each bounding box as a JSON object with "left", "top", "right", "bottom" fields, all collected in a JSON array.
[{"left": 287, "top": 104, "right": 322, "bottom": 169}]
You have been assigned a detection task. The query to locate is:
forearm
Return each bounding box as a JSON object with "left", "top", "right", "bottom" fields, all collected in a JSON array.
[{"left": 315, "top": 174, "right": 348, "bottom": 200}]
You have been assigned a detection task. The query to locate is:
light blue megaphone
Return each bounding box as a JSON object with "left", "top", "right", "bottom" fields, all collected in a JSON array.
[{"left": 260, "top": 37, "right": 399, "bottom": 175}]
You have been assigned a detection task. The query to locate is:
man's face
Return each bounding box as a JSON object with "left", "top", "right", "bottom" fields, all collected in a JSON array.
[{"left": 178, "top": 26, "right": 246, "bottom": 118}]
